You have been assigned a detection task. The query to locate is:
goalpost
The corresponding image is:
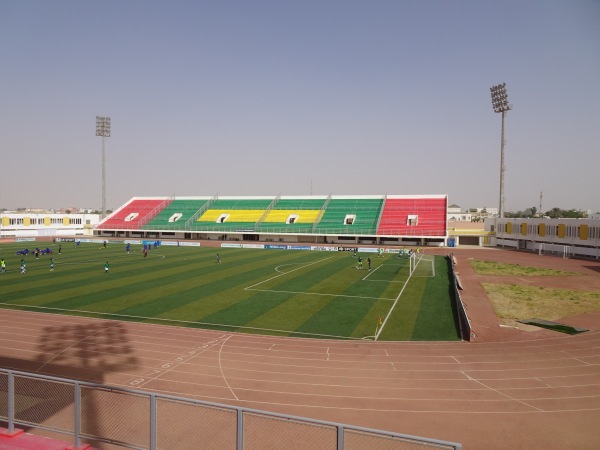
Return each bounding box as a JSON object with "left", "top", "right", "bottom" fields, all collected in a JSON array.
[
  {"left": 538, "top": 243, "right": 572, "bottom": 259},
  {"left": 409, "top": 253, "right": 435, "bottom": 277}
]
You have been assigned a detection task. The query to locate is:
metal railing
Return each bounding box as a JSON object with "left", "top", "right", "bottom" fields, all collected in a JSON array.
[
  {"left": 0, "top": 369, "right": 461, "bottom": 450},
  {"left": 448, "top": 254, "right": 472, "bottom": 341}
]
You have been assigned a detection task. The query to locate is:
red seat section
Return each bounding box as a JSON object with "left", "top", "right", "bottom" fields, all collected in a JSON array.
[
  {"left": 377, "top": 197, "right": 447, "bottom": 236},
  {"left": 97, "top": 199, "right": 166, "bottom": 229}
]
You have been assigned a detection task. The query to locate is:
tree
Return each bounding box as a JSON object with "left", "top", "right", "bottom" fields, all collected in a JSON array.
[
  {"left": 543, "top": 208, "right": 587, "bottom": 219},
  {"left": 546, "top": 207, "right": 562, "bottom": 219}
]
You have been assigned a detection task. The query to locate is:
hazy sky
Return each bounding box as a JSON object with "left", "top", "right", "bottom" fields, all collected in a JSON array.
[{"left": 1, "top": 1, "right": 599, "bottom": 213}]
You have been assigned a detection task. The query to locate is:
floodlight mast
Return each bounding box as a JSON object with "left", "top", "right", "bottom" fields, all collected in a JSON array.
[
  {"left": 490, "top": 83, "right": 511, "bottom": 218},
  {"left": 96, "top": 116, "right": 111, "bottom": 219}
]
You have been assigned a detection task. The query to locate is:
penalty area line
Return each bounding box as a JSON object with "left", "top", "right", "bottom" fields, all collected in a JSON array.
[
  {"left": 375, "top": 264, "right": 416, "bottom": 341},
  {"left": 245, "top": 287, "right": 395, "bottom": 301}
]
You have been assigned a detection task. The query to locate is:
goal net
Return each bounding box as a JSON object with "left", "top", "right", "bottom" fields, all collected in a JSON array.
[
  {"left": 409, "top": 253, "right": 435, "bottom": 277},
  {"left": 537, "top": 243, "right": 572, "bottom": 259}
]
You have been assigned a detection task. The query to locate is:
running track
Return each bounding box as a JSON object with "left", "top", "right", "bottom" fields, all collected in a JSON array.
[{"left": 1, "top": 248, "right": 599, "bottom": 449}]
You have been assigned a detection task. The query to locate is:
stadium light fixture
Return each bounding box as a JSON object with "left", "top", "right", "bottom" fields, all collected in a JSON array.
[
  {"left": 96, "top": 116, "right": 111, "bottom": 219},
  {"left": 490, "top": 83, "right": 511, "bottom": 218}
]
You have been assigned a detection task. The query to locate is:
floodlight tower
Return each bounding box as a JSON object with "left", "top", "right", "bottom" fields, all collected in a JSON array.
[
  {"left": 96, "top": 116, "right": 111, "bottom": 219},
  {"left": 490, "top": 83, "right": 511, "bottom": 218}
]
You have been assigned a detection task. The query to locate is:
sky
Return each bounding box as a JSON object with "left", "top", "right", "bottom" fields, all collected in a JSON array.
[{"left": 1, "top": 0, "right": 599, "bottom": 213}]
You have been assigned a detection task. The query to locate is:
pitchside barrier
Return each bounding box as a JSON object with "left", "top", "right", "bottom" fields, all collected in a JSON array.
[
  {"left": 0, "top": 369, "right": 462, "bottom": 450},
  {"left": 447, "top": 254, "right": 472, "bottom": 341}
]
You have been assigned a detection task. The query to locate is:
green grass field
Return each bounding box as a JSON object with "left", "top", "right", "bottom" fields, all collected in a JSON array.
[{"left": 0, "top": 242, "right": 461, "bottom": 341}]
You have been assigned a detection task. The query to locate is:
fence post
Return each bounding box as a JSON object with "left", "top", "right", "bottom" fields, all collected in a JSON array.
[
  {"left": 236, "top": 409, "right": 244, "bottom": 450},
  {"left": 7, "top": 372, "right": 14, "bottom": 432},
  {"left": 150, "top": 394, "right": 157, "bottom": 450},
  {"left": 74, "top": 382, "right": 81, "bottom": 447},
  {"left": 337, "top": 425, "right": 344, "bottom": 450}
]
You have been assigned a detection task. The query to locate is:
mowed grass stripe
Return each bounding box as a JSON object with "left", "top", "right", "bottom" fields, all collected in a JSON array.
[
  {"left": 242, "top": 255, "right": 399, "bottom": 338},
  {"left": 411, "top": 257, "right": 461, "bottom": 341},
  {"left": 293, "top": 258, "right": 399, "bottom": 337},
  {"left": 0, "top": 246, "right": 185, "bottom": 297},
  {"left": 113, "top": 249, "right": 320, "bottom": 319},
  {"left": 4, "top": 246, "right": 301, "bottom": 310},
  {"left": 377, "top": 263, "right": 428, "bottom": 341},
  {"left": 377, "top": 256, "right": 458, "bottom": 341},
  {"left": 251, "top": 253, "right": 400, "bottom": 299},
  {"left": 154, "top": 252, "right": 325, "bottom": 323},
  {"left": 6, "top": 250, "right": 219, "bottom": 309},
  {"left": 255, "top": 257, "right": 345, "bottom": 294},
  {"left": 182, "top": 253, "right": 356, "bottom": 331}
]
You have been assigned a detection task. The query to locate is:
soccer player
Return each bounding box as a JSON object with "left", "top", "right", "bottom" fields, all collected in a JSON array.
[
  {"left": 20, "top": 259, "right": 26, "bottom": 274},
  {"left": 357, "top": 256, "right": 363, "bottom": 270},
  {"left": 216, "top": 253, "right": 221, "bottom": 263},
  {"left": 50, "top": 258, "right": 55, "bottom": 271},
  {"left": 367, "top": 257, "right": 371, "bottom": 270},
  {"left": 104, "top": 261, "right": 109, "bottom": 274},
  {"left": 1, "top": 258, "right": 6, "bottom": 273},
  {"left": 126, "top": 243, "right": 131, "bottom": 254}
]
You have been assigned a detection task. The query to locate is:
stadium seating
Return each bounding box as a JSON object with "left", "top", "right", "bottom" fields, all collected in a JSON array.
[
  {"left": 272, "top": 198, "right": 326, "bottom": 210},
  {"left": 143, "top": 199, "right": 209, "bottom": 230},
  {"left": 209, "top": 199, "right": 273, "bottom": 210},
  {"left": 377, "top": 197, "right": 447, "bottom": 236},
  {"left": 96, "top": 195, "right": 448, "bottom": 238},
  {"left": 257, "top": 209, "right": 321, "bottom": 233},
  {"left": 97, "top": 199, "right": 166, "bottom": 229},
  {"left": 192, "top": 199, "right": 274, "bottom": 231},
  {"left": 313, "top": 198, "right": 383, "bottom": 235}
]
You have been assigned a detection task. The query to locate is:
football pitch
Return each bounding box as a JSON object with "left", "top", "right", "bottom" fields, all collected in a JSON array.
[{"left": 0, "top": 242, "right": 461, "bottom": 341}]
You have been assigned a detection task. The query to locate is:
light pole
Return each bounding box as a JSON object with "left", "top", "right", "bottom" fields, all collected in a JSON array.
[
  {"left": 490, "top": 83, "right": 511, "bottom": 219},
  {"left": 96, "top": 116, "right": 111, "bottom": 219}
]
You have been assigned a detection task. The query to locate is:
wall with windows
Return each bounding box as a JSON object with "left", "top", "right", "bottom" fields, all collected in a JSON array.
[
  {"left": 0, "top": 213, "right": 100, "bottom": 238},
  {"left": 485, "top": 218, "right": 600, "bottom": 259}
]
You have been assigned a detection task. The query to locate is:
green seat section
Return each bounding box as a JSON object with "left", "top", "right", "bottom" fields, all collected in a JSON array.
[
  {"left": 314, "top": 198, "right": 383, "bottom": 235},
  {"left": 144, "top": 199, "right": 209, "bottom": 230},
  {"left": 209, "top": 199, "right": 273, "bottom": 210},
  {"left": 273, "top": 199, "right": 326, "bottom": 210}
]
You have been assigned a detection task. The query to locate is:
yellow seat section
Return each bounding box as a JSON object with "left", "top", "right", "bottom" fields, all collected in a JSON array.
[
  {"left": 198, "top": 209, "right": 265, "bottom": 223},
  {"left": 263, "top": 210, "right": 320, "bottom": 224}
]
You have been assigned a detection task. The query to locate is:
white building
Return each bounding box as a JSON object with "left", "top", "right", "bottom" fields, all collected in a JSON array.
[
  {"left": 447, "top": 204, "right": 472, "bottom": 222},
  {"left": 0, "top": 212, "right": 100, "bottom": 238},
  {"left": 485, "top": 217, "right": 600, "bottom": 259}
]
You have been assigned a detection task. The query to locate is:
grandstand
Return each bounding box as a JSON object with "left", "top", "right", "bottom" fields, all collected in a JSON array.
[{"left": 95, "top": 194, "right": 448, "bottom": 245}]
